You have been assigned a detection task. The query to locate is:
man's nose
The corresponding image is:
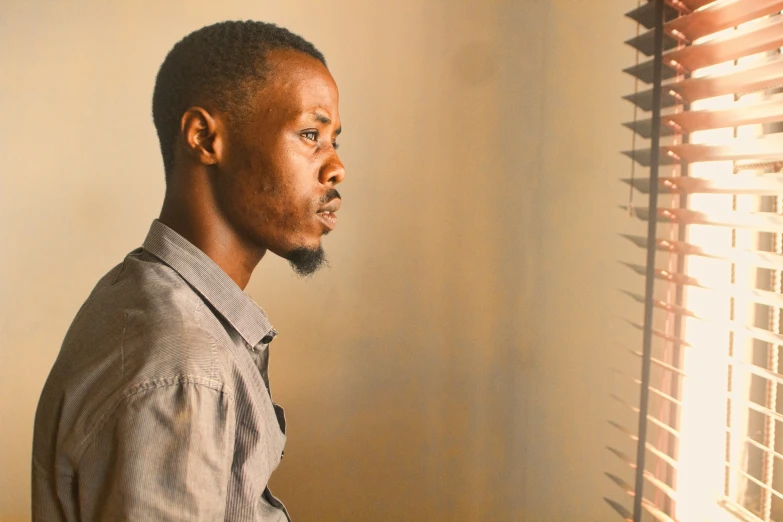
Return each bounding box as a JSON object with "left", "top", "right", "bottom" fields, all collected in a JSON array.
[{"left": 321, "top": 152, "right": 345, "bottom": 186}]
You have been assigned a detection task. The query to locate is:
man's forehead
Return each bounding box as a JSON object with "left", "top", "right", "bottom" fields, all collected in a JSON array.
[
  {"left": 260, "top": 52, "right": 337, "bottom": 106},
  {"left": 264, "top": 49, "right": 335, "bottom": 89},
  {"left": 255, "top": 85, "right": 337, "bottom": 130}
]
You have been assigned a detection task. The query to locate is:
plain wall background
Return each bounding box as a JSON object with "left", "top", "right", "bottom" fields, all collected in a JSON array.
[{"left": 1, "top": 0, "right": 643, "bottom": 519}]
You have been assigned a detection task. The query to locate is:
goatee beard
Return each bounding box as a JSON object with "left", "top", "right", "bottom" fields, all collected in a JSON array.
[{"left": 286, "top": 245, "right": 328, "bottom": 277}]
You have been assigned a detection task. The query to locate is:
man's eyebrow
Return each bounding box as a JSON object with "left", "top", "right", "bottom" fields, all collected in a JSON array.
[
  {"left": 312, "top": 111, "right": 341, "bottom": 136},
  {"left": 313, "top": 112, "right": 331, "bottom": 125}
]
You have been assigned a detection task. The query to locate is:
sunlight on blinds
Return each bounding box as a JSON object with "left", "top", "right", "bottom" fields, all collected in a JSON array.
[{"left": 613, "top": 2, "right": 783, "bottom": 521}]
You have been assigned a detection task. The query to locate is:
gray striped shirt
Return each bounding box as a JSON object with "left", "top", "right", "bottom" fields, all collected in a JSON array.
[{"left": 32, "top": 220, "right": 289, "bottom": 521}]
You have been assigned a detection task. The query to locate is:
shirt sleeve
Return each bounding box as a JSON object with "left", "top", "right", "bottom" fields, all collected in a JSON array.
[{"left": 75, "top": 379, "right": 235, "bottom": 521}]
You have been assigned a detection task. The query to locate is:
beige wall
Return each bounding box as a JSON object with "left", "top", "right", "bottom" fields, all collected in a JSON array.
[{"left": 1, "top": 0, "right": 640, "bottom": 519}]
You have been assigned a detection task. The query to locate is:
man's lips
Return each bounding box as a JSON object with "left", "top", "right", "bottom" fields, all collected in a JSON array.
[
  {"left": 318, "top": 199, "right": 341, "bottom": 213},
  {"left": 316, "top": 198, "right": 341, "bottom": 231}
]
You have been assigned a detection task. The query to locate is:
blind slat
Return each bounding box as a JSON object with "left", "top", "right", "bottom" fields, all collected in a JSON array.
[
  {"left": 744, "top": 436, "right": 783, "bottom": 464},
  {"left": 727, "top": 465, "right": 783, "bottom": 503},
  {"left": 625, "top": 206, "right": 783, "bottom": 233},
  {"left": 625, "top": 2, "right": 681, "bottom": 30},
  {"left": 623, "top": 260, "right": 702, "bottom": 286},
  {"left": 735, "top": 323, "right": 783, "bottom": 347},
  {"left": 627, "top": 0, "right": 783, "bottom": 56},
  {"left": 608, "top": 420, "right": 679, "bottom": 473},
  {"left": 642, "top": 500, "right": 678, "bottom": 522},
  {"left": 645, "top": 382, "right": 684, "bottom": 407},
  {"left": 645, "top": 381, "right": 684, "bottom": 406},
  {"left": 621, "top": 234, "right": 783, "bottom": 270},
  {"left": 604, "top": 497, "right": 633, "bottom": 521},
  {"left": 623, "top": 133, "right": 783, "bottom": 167},
  {"left": 607, "top": 471, "right": 636, "bottom": 494},
  {"left": 625, "top": 318, "right": 694, "bottom": 347},
  {"left": 622, "top": 289, "right": 699, "bottom": 318},
  {"left": 667, "top": 0, "right": 783, "bottom": 42},
  {"left": 677, "top": 0, "right": 716, "bottom": 11},
  {"left": 624, "top": 96, "right": 783, "bottom": 138},
  {"left": 629, "top": 349, "right": 689, "bottom": 378},
  {"left": 625, "top": 15, "right": 783, "bottom": 83},
  {"left": 625, "top": 29, "right": 679, "bottom": 57},
  {"left": 734, "top": 359, "right": 783, "bottom": 388},
  {"left": 625, "top": 172, "right": 783, "bottom": 195},
  {"left": 624, "top": 298, "right": 783, "bottom": 351},
  {"left": 614, "top": 394, "right": 682, "bottom": 438},
  {"left": 608, "top": 445, "right": 680, "bottom": 502},
  {"left": 621, "top": 262, "right": 783, "bottom": 308},
  {"left": 625, "top": 53, "right": 783, "bottom": 111},
  {"left": 622, "top": 263, "right": 783, "bottom": 310}
]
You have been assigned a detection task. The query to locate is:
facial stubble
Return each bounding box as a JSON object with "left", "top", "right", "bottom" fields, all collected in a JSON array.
[
  {"left": 286, "top": 244, "right": 328, "bottom": 277},
  {"left": 285, "top": 188, "right": 340, "bottom": 277}
]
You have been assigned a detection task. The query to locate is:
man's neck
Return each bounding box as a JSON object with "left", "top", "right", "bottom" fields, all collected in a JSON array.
[{"left": 158, "top": 181, "right": 264, "bottom": 290}]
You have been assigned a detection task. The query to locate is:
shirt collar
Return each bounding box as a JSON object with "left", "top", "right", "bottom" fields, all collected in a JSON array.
[{"left": 142, "top": 219, "right": 276, "bottom": 348}]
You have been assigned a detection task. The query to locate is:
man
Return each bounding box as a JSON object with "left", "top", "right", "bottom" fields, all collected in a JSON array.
[{"left": 32, "top": 20, "right": 344, "bottom": 521}]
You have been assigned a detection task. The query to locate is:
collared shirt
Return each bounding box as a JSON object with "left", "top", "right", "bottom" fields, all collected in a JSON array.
[{"left": 32, "top": 220, "right": 289, "bottom": 521}]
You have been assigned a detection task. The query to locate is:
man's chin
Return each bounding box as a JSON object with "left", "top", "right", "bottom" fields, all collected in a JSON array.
[{"left": 284, "top": 245, "right": 328, "bottom": 277}]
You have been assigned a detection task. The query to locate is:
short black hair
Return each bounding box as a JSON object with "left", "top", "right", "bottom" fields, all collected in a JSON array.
[{"left": 152, "top": 20, "right": 326, "bottom": 176}]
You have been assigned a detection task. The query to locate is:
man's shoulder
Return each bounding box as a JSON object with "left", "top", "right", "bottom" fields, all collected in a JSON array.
[
  {"left": 64, "top": 248, "right": 230, "bottom": 379},
  {"left": 93, "top": 247, "right": 199, "bottom": 318},
  {"left": 34, "top": 249, "right": 236, "bottom": 472}
]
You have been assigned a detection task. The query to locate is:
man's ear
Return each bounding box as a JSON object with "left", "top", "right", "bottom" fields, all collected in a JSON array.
[{"left": 179, "top": 107, "right": 223, "bottom": 167}]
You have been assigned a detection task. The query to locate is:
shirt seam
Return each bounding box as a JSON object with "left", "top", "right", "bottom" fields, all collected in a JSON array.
[
  {"left": 194, "top": 299, "right": 220, "bottom": 382},
  {"left": 108, "top": 258, "right": 128, "bottom": 286},
  {"left": 120, "top": 313, "right": 127, "bottom": 379},
  {"left": 71, "top": 376, "right": 234, "bottom": 470}
]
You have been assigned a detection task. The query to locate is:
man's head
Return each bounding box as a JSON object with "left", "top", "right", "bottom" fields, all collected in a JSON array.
[{"left": 152, "top": 21, "right": 344, "bottom": 277}]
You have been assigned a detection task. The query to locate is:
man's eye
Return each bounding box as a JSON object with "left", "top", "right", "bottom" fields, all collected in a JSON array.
[{"left": 302, "top": 131, "right": 318, "bottom": 141}]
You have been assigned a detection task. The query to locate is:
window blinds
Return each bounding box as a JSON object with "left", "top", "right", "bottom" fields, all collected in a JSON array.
[{"left": 613, "top": 1, "right": 783, "bottom": 521}]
